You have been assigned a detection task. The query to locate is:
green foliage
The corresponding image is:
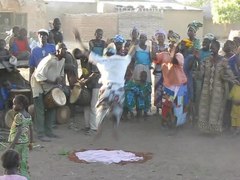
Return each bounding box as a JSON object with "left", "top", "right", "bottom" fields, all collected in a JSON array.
[
  {"left": 186, "top": 0, "right": 210, "bottom": 8},
  {"left": 185, "top": 0, "right": 240, "bottom": 24},
  {"left": 58, "top": 148, "right": 69, "bottom": 156},
  {"left": 212, "top": 0, "right": 240, "bottom": 23}
]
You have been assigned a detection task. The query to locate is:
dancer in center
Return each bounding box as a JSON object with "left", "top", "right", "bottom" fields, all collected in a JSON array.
[{"left": 73, "top": 29, "right": 136, "bottom": 138}]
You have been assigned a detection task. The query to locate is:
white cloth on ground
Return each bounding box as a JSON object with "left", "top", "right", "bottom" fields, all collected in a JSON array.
[{"left": 75, "top": 150, "right": 143, "bottom": 164}]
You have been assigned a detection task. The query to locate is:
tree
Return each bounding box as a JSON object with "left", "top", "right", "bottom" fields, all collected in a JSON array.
[
  {"left": 186, "top": 0, "right": 240, "bottom": 24},
  {"left": 185, "top": 0, "right": 210, "bottom": 8},
  {"left": 212, "top": 0, "right": 240, "bottom": 24}
]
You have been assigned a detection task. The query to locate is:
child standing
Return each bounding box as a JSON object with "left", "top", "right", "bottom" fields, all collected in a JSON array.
[
  {"left": 8, "top": 94, "right": 33, "bottom": 180},
  {"left": 229, "top": 84, "right": 240, "bottom": 135},
  {"left": 135, "top": 71, "right": 152, "bottom": 119},
  {"left": 0, "top": 149, "right": 27, "bottom": 180},
  {"left": 123, "top": 71, "right": 137, "bottom": 119}
]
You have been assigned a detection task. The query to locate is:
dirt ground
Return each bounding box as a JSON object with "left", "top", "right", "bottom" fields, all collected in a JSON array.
[
  {"left": 1, "top": 111, "right": 240, "bottom": 180},
  {"left": 1, "top": 68, "right": 240, "bottom": 180}
]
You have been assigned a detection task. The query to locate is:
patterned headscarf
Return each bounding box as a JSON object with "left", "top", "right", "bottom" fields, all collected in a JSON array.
[
  {"left": 187, "top": 21, "right": 203, "bottom": 33},
  {"left": 168, "top": 30, "right": 180, "bottom": 43},
  {"left": 204, "top": 33, "right": 215, "bottom": 41},
  {"left": 113, "top": 34, "right": 125, "bottom": 43}
]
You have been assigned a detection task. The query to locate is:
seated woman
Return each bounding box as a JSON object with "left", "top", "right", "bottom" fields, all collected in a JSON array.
[
  {"left": 10, "top": 28, "right": 30, "bottom": 60},
  {"left": 0, "top": 39, "right": 17, "bottom": 72}
]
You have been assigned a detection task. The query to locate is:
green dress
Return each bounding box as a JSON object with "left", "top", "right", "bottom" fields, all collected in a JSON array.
[{"left": 9, "top": 112, "right": 32, "bottom": 180}]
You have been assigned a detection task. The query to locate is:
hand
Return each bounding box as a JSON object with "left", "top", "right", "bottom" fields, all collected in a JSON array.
[
  {"left": 56, "top": 77, "right": 63, "bottom": 85},
  {"left": 29, "top": 143, "right": 33, "bottom": 151},
  {"left": 73, "top": 28, "right": 81, "bottom": 42},
  {"left": 9, "top": 144, "right": 15, "bottom": 149},
  {"left": 78, "top": 78, "right": 87, "bottom": 86},
  {"left": 151, "top": 36, "right": 157, "bottom": 43}
]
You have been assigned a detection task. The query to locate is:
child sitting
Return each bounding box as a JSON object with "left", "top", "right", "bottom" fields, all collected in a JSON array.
[
  {"left": 135, "top": 71, "right": 151, "bottom": 119},
  {"left": 10, "top": 28, "right": 30, "bottom": 61},
  {"left": 0, "top": 39, "right": 17, "bottom": 72},
  {"left": 0, "top": 149, "right": 27, "bottom": 180},
  {"left": 8, "top": 94, "right": 33, "bottom": 180}
]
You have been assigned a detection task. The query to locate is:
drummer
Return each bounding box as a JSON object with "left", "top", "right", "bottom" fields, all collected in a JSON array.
[
  {"left": 72, "top": 48, "right": 99, "bottom": 135},
  {"left": 31, "top": 42, "right": 66, "bottom": 141}
]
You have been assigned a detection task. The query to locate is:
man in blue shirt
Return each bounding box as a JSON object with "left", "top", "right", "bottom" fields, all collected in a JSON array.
[
  {"left": 29, "top": 29, "right": 55, "bottom": 81},
  {"left": 29, "top": 29, "right": 55, "bottom": 142}
]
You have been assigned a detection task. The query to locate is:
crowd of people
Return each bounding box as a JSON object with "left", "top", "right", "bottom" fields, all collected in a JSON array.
[{"left": 0, "top": 17, "right": 240, "bottom": 179}]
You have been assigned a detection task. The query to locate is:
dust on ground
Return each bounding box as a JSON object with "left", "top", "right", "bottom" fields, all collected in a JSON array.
[{"left": 1, "top": 113, "right": 240, "bottom": 180}]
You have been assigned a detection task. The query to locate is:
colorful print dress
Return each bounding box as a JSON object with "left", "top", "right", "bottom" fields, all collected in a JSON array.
[{"left": 198, "top": 56, "right": 237, "bottom": 133}]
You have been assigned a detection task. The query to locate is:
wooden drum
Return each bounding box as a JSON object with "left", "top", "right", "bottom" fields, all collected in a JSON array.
[
  {"left": 28, "top": 104, "right": 35, "bottom": 118},
  {"left": 70, "top": 83, "right": 91, "bottom": 106},
  {"left": 5, "top": 109, "right": 17, "bottom": 129},
  {"left": 56, "top": 105, "right": 71, "bottom": 124},
  {"left": 44, "top": 88, "right": 66, "bottom": 109},
  {"left": 10, "top": 88, "right": 32, "bottom": 103}
]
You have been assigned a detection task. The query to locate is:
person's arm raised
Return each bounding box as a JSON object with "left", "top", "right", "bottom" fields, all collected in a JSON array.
[
  {"left": 127, "top": 44, "right": 136, "bottom": 57},
  {"left": 73, "top": 28, "right": 90, "bottom": 57}
]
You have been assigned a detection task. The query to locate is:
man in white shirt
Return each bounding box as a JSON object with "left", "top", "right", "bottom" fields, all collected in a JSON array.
[
  {"left": 74, "top": 29, "right": 135, "bottom": 137},
  {"left": 31, "top": 43, "right": 66, "bottom": 141},
  {"left": 88, "top": 42, "right": 136, "bottom": 138}
]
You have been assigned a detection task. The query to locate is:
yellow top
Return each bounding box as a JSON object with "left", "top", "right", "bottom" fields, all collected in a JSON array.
[{"left": 229, "top": 85, "right": 240, "bottom": 118}]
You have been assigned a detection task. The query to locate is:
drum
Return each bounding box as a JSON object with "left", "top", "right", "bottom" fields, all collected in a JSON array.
[
  {"left": 56, "top": 105, "right": 71, "bottom": 124},
  {"left": 5, "top": 109, "right": 17, "bottom": 129},
  {"left": 69, "top": 83, "right": 91, "bottom": 106},
  {"left": 10, "top": 88, "right": 32, "bottom": 103},
  {"left": 28, "top": 104, "right": 35, "bottom": 118},
  {"left": 44, "top": 88, "right": 66, "bottom": 109}
]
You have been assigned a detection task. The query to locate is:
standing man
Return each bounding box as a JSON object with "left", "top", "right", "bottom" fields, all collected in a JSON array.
[
  {"left": 48, "top": 18, "right": 63, "bottom": 45},
  {"left": 29, "top": 29, "right": 56, "bottom": 79},
  {"left": 31, "top": 43, "right": 66, "bottom": 141},
  {"left": 29, "top": 29, "right": 55, "bottom": 142},
  {"left": 87, "top": 28, "right": 106, "bottom": 134}
]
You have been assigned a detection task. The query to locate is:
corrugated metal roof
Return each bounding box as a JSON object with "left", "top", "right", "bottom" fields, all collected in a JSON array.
[
  {"left": 44, "top": 0, "right": 201, "bottom": 10},
  {"left": 101, "top": 1, "right": 201, "bottom": 10},
  {"left": 44, "top": 0, "right": 95, "bottom": 2}
]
